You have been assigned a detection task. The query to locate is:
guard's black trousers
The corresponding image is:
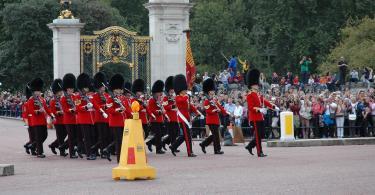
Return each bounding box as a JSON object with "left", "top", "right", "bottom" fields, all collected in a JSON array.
[
  {"left": 112, "top": 127, "right": 124, "bottom": 163},
  {"left": 246, "top": 121, "right": 265, "bottom": 156},
  {"left": 65, "top": 124, "right": 82, "bottom": 155},
  {"left": 94, "top": 122, "right": 110, "bottom": 152},
  {"left": 49, "top": 124, "right": 67, "bottom": 149},
  {"left": 147, "top": 122, "right": 163, "bottom": 151},
  {"left": 26, "top": 126, "right": 36, "bottom": 147},
  {"left": 201, "top": 124, "right": 221, "bottom": 152},
  {"left": 162, "top": 122, "right": 179, "bottom": 146},
  {"left": 143, "top": 124, "right": 150, "bottom": 139},
  {"left": 171, "top": 123, "right": 193, "bottom": 156},
  {"left": 81, "top": 124, "right": 95, "bottom": 157},
  {"left": 34, "top": 125, "right": 48, "bottom": 155}
]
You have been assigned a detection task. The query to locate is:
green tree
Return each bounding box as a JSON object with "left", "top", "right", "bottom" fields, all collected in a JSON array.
[
  {"left": 0, "top": 0, "right": 126, "bottom": 91},
  {"left": 319, "top": 17, "right": 375, "bottom": 73},
  {"left": 190, "top": 0, "right": 255, "bottom": 74}
]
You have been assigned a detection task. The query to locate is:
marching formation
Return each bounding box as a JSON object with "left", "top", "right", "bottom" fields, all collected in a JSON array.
[{"left": 21, "top": 69, "right": 277, "bottom": 161}]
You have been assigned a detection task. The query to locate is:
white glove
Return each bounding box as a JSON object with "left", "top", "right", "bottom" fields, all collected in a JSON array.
[
  {"left": 102, "top": 112, "right": 108, "bottom": 119},
  {"left": 86, "top": 103, "right": 93, "bottom": 109},
  {"left": 274, "top": 106, "right": 280, "bottom": 112},
  {"left": 106, "top": 103, "right": 113, "bottom": 108},
  {"left": 200, "top": 115, "right": 205, "bottom": 120}
]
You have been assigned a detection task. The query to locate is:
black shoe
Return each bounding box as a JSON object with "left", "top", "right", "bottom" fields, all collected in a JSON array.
[
  {"left": 199, "top": 143, "right": 206, "bottom": 154},
  {"left": 49, "top": 144, "right": 57, "bottom": 155},
  {"left": 70, "top": 154, "right": 78, "bottom": 159},
  {"left": 169, "top": 146, "right": 176, "bottom": 156},
  {"left": 37, "top": 154, "right": 46, "bottom": 158},
  {"left": 74, "top": 146, "right": 83, "bottom": 158},
  {"left": 102, "top": 149, "right": 112, "bottom": 162},
  {"left": 31, "top": 149, "right": 37, "bottom": 156},
  {"left": 188, "top": 153, "right": 197, "bottom": 157},
  {"left": 24, "top": 144, "right": 30, "bottom": 154},
  {"left": 214, "top": 151, "right": 224, "bottom": 155},
  {"left": 161, "top": 142, "right": 167, "bottom": 151},
  {"left": 258, "top": 153, "right": 267, "bottom": 157},
  {"left": 146, "top": 142, "right": 153, "bottom": 152},
  {"left": 245, "top": 145, "right": 254, "bottom": 155},
  {"left": 59, "top": 150, "right": 68, "bottom": 157},
  {"left": 175, "top": 149, "right": 180, "bottom": 153},
  {"left": 156, "top": 150, "right": 165, "bottom": 154},
  {"left": 87, "top": 154, "right": 96, "bottom": 160}
]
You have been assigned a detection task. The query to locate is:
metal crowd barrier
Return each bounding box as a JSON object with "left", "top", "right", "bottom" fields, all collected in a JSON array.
[{"left": 0, "top": 109, "right": 22, "bottom": 118}]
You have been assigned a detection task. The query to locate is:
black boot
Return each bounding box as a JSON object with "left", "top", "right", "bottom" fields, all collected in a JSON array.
[
  {"left": 24, "top": 144, "right": 30, "bottom": 154},
  {"left": 245, "top": 145, "right": 254, "bottom": 155},
  {"left": 214, "top": 151, "right": 224, "bottom": 155},
  {"left": 74, "top": 146, "right": 83, "bottom": 158},
  {"left": 188, "top": 153, "right": 197, "bottom": 157},
  {"left": 87, "top": 154, "right": 96, "bottom": 160},
  {"left": 59, "top": 149, "right": 68, "bottom": 157},
  {"left": 199, "top": 143, "right": 206, "bottom": 154},
  {"left": 102, "top": 148, "right": 112, "bottom": 162},
  {"left": 146, "top": 141, "right": 153, "bottom": 152},
  {"left": 169, "top": 146, "right": 176, "bottom": 156},
  {"left": 258, "top": 153, "right": 267, "bottom": 158},
  {"left": 37, "top": 154, "right": 46, "bottom": 158},
  {"left": 156, "top": 150, "right": 165, "bottom": 154},
  {"left": 49, "top": 144, "right": 57, "bottom": 155}
]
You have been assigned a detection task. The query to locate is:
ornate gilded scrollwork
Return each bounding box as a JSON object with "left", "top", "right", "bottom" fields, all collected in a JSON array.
[{"left": 80, "top": 26, "right": 151, "bottom": 86}]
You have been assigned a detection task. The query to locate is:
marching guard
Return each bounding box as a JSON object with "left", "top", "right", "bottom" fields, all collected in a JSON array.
[
  {"left": 161, "top": 76, "right": 179, "bottom": 152},
  {"left": 92, "top": 72, "right": 110, "bottom": 157},
  {"left": 25, "top": 78, "right": 55, "bottom": 158},
  {"left": 48, "top": 79, "right": 68, "bottom": 156},
  {"left": 76, "top": 73, "right": 96, "bottom": 160},
  {"left": 169, "top": 74, "right": 203, "bottom": 157},
  {"left": 22, "top": 83, "right": 36, "bottom": 155},
  {"left": 245, "top": 69, "right": 275, "bottom": 157},
  {"left": 199, "top": 78, "right": 226, "bottom": 155},
  {"left": 146, "top": 80, "right": 166, "bottom": 154}
]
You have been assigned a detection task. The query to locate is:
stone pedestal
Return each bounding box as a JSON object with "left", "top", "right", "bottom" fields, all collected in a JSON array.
[
  {"left": 48, "top": 19, "right": 84, "bottom": 79},
  {"left": 145, "top": 0, "right": 193, "bottom": 84}
]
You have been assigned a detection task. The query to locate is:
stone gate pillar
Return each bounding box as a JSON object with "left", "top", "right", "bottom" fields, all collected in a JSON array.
[
  {"left": 145, "top": 0, "right": 193, "bottom": 84},
  {"left": 48, "top": 19, "right": 84, "bottom": 79}
]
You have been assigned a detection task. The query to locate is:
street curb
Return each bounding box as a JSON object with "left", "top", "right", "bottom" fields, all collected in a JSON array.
[{"left": 267, "top": 137, "right": 375, "bottom": 147}]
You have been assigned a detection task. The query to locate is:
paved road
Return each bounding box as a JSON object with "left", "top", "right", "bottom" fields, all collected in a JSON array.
[{"left": 1, "top": 118, "right": 375, "bottom": 195}]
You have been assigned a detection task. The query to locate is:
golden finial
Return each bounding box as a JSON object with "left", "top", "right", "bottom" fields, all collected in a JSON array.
[{"left": 58, "top": 0, "right": 75, "bottom": 19}]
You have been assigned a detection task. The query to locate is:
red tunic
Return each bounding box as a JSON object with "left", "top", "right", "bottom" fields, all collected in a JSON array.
[
  {"left": 92, "top": 92, "right": 109, "bottom": 123},
  {"left": 61, "top": 93, "right": 77, "bottom": 125},
  {"left": 148, "top": 97, "right": 164, "bottom": 123},
  {"left": 162, "top": 96, "right": 178, "bottom": 122},
  {"left": 22, "top": 102, "right": 33, "bottom": 126},
  {"left": 49, "top": 98, "right": 64, "bottom": 125},
  {"left": 26, "top": 96, "right": 52, "bottom": 126},
  {"left": 247, "top": 91, "right": 273, "bottom": 122},
  {"left": 175, "top": 95, "right": 199, "bottom": 123},
  {"left": 204, "top": 99, "right": 227, "bottom": 125},
  {"left": 75, "top": 93, "right": 95, "bottom": 125},
  {"left": 107, "top": 95, "right": 128, "bottom": 127}
]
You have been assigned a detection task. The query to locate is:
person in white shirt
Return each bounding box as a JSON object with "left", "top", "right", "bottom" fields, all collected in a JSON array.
[
  {"left": 203, "top": 72, "right": 210, "bottom": 81},
  {"left": 233, "top": 101, "right": 243, "bottom": 127}
]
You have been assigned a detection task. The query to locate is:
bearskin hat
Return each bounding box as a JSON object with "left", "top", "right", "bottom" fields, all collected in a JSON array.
[
  {"left": 29, "top": 78, "right": 43, "bottom": 92},
  {"left": 123, "top": 82, "right": 132, "bottom": 93},
  {"left": 76, "top": 73, "right": 91, "bottom": 90},
  {"left": 25, "top": 83, "right": 32, "bottom": 99},
  {"left": 152, "top": 80, "right": 164, "bottom": 94},
  {"left": 110, "top": 74, "right": 124, "bottom": 91},
  {"left": 173, "top": 74, "right": 188, "bottom": 95},
  {"left": 165, "top": 76, "right": 174, "bottom": 92},
  {"left": 203, "top": 78, "right": 216, "bottom": 94},
  {"left": 62, "top": 73, "right": 76, "bottom": 90},
  {"left": 51, "top": 79, "right": 63, "bottom": 94},
  {"left": 247, "top": 69, "right": 260, "bottom": 87},
  {"left": 131, "top": 79, "right": 145, "bottom": 93},
  {"left": 94, "top": 72, "right": 107, "bottom": 89}
]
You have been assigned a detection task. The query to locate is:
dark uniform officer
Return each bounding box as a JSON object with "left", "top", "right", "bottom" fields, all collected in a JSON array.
[{"left": 199, "top": 78, "right": 227, "bottom": 154}]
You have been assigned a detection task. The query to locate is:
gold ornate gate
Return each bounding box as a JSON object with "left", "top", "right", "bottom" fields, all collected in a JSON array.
[{"left": 80, "top": 26, "right": 151, "bottom": 86}]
